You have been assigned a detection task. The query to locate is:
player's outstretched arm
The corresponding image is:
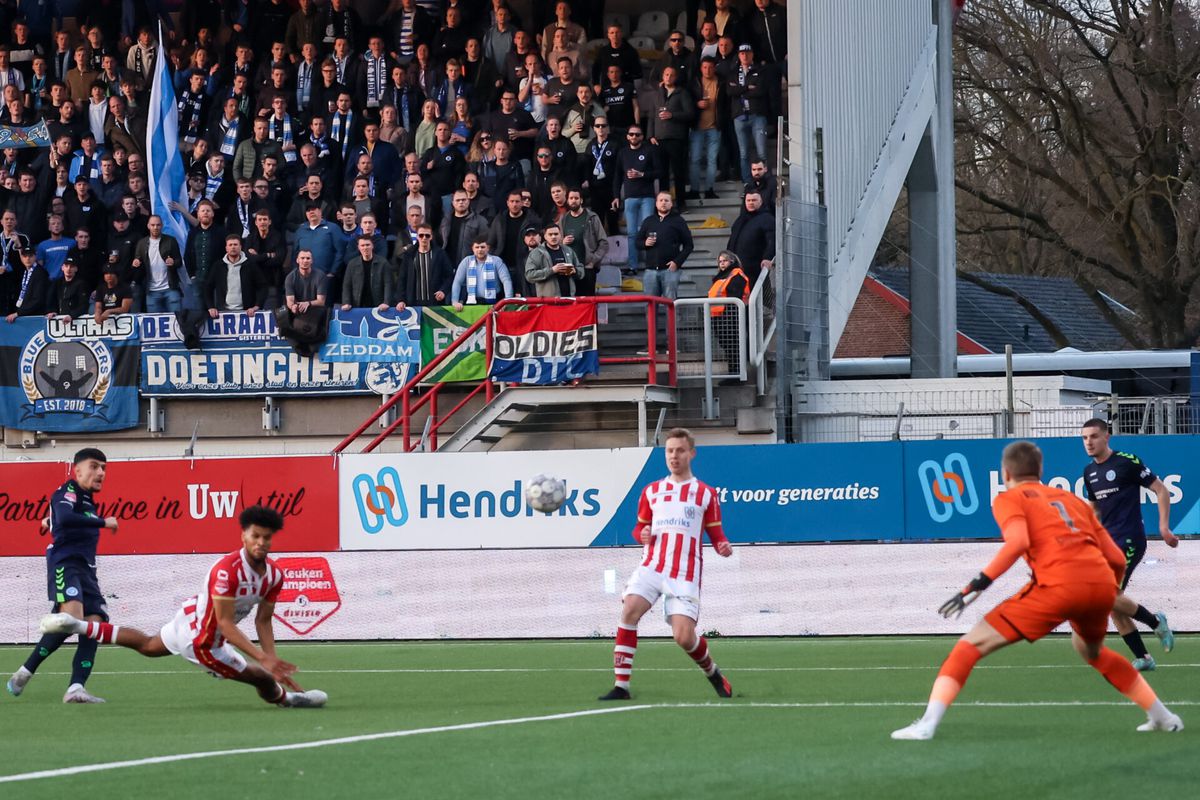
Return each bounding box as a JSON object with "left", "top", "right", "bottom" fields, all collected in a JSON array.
[
  {"left": 256, "top": 602, "right": 303, "bottom": 691},
  {"left": 212, "top": 596, "right": 297, "bottom": 681},
  {"left": 939, "top": 514, "right": 1030, "bottom": 618}
]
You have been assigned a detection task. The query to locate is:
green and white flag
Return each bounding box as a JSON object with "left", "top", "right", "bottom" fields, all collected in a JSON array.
[{"left": 420, "top": 305, "right": 488, "bottom": 383}]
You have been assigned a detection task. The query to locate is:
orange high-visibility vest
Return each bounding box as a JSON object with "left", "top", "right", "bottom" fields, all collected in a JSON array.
[{"left": 708, "top": 267, "right": 749, "bottom": 317}]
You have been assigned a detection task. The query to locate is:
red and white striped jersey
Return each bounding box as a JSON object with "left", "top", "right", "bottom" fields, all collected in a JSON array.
[
  {"left": 183, "top": 548, "right": 284, "bottom": 649},
  {"left": 636, "top": 478, "right": 726, "bottom": 581}
]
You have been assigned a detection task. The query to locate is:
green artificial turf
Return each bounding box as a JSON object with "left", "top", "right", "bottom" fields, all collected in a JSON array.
[{"left": 0, "top": 637, "right": 1194, "bottom": 799}]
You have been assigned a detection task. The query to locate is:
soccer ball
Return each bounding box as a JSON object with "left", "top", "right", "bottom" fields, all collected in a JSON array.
[{"left": 525, "top": 474, "right": 566, "bottom": 513}]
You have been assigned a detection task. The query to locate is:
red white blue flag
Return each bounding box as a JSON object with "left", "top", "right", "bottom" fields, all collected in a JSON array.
[{"left": 490, "top": 305, "right": 599, "bottom": 385}]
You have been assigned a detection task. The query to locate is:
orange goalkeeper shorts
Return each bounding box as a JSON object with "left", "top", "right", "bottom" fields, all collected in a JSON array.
[{"left": 985, "top": 581, "right": 1118, "bottom": 644}]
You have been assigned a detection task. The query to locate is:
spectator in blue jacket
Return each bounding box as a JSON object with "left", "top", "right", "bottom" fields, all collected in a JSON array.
[{"left": 293, "top": 202, "right": 345, "bottom": 275}]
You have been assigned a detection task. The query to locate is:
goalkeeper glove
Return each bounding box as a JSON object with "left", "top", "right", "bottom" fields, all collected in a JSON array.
[{"left": 938, "top": 573, "right": 993, "bottom": 619}]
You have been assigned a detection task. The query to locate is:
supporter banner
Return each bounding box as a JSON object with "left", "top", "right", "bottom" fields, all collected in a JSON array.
[
  {"left": 420, "top": 305, "right": 488, "bottom": 384},
  {"left": 0, "top": 316, "right": 140, "bottom": 432},
  {"left": 140, "top": 343, "right": 378, "bottom": 396},
  {"left": 0, "top": 456, "right": 338, "bottom": 556},
  {"left": 321, "top": 307, "right": 422, "bottom": 364},
  {"left": 3, "top": 542, "right": 1196, "bottom": 641},
  {"left": 138, "top": 311, "right": 278, "bottom": 347},
  {"left": 0, "top": 120, "right": 52, "bottom": 150},
  {"left": 489, "top": 305, "right": 599, "bottom": 384},
  {"left": 902, "top": 436, "right": 1199, "bottom": 540}
]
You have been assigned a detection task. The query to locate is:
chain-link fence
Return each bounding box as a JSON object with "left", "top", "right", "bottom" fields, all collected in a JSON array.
[
  {"left": 791, "top": 392, "right": 1200, "bottom": 443},
  {"left": 673, "top": 298, "right": 747, "bottom": 382}
]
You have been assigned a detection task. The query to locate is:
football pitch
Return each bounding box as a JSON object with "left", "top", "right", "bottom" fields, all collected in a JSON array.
[{"left": 0, "top": 637, "right": 1195, "bottom": 799}]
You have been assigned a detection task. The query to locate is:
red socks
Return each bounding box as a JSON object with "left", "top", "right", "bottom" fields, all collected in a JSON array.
[
  {"left": 83, "top": 621, "right": 119, "bottom": 644},
  {"left": 686, "top": 635, "right": 716, "bottom": 676},
  {"left": 613, "top": 625, "right": 637, "bottom": 689}
]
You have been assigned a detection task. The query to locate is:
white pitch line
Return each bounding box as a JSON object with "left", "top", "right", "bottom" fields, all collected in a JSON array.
[
  {"left": 0, "top": 705, "right": 654, "bottom": 784},
  {"left": 31, "top": 663, "right": 1200, "bottom": 677},
  {"left": 3, "top": 699, "right": 1197, "bottom": 784}
]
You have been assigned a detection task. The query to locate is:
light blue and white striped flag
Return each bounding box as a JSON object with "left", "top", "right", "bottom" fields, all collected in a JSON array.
[{"left": 146, "top": 23, "right": 189, "bottom": 262}]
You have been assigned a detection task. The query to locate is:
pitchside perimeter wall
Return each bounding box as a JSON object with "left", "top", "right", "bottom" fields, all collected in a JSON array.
[{"left": 2, "top": 438, "right": 1197, "bottom": 640}]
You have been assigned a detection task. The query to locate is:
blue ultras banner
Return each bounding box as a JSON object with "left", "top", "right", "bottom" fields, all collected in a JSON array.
[{"left": 0, "top": 316, "right": 141, "bottom": 432}]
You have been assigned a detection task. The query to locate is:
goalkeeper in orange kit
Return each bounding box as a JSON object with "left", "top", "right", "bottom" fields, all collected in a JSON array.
[{"left": 892, "top": 441, "right": 1183, "bottom": 740}]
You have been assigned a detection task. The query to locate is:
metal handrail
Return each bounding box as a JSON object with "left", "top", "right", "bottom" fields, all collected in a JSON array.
[
  {"left": 748, "top": 269, "right": 777, "bottom": 396},
  {"left": 675, "top": 296, "right": 747, "bottom": 421},
  {"left": 333, "top": 295, "right": 678, "bottom": 454}
]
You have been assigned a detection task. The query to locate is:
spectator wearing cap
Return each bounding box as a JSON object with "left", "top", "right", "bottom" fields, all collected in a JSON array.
[
  {"left": 46, "top": 256, "right": 91, "bottom": 321},
  {"left": 726, "top": 43, "right": 771, "bottom": 184},
  {"left": 67, "top": 228, "right": 104, "bottom": 296},
  {"left": 65, "top": 174, "right": 108, "bottom": 239},
  {"left": 5, "top": 247, "right": 48, "bottom": 322},
  {"left": 293, "top": 201, "right": 345, "bottom": 276},
  {"left": 92, "top": 265, "right": 132, "bottom": 322}
]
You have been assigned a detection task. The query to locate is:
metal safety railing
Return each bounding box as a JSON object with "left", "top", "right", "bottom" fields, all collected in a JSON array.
[
  {"left": 748, "top": 269, "right": 776, "bottom": 396},
  {"left": 675, "top": 297, "right": 747, "bottom": 421},
  {"left": 333, "top": 296, "right": 677, "bottom": 454}
]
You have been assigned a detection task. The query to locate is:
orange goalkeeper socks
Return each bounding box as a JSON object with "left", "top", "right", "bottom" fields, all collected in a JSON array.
[{"left": 1088, "top": 647, "right": 1157, "bottom": 709}]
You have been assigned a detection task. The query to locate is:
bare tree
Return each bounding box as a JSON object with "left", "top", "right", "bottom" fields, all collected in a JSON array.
[{"left": 953, "top": 0, "right": 1200, "bottom": 347}]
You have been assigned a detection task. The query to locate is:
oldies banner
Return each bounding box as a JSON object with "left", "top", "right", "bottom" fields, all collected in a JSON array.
[
  {"left": 0, "top": 316, "right": 141, "bottom": 432},
  {"left": 489, "top": 304, "right": 599, "bottom": 384},
  {"left": 420, "top": 305, "right": 488, "bottom": 384},
  {"left": 0, "top": 455, "right": 339, "bottom": 555}
]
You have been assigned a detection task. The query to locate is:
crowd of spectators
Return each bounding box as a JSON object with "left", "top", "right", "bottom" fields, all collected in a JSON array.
[{"left": 0, "top": 0, "right": 786, "bottom": 323}]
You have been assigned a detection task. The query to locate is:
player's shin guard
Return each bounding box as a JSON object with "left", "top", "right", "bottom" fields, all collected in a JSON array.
[
  {"left": 1088, "top": 647, "right": 1157, "bottom": 709},
  {"left": 1132, "top": 605, "right": 1160, "bottom": 630},
  {"left": 613, "top": 624, "right": 637, "bottom": 689},
  {"left": 923, "top": 641, "right": 983, "bottom": 725},
  {"left": 82, "top": 621, "right": 120, "bottom": 643},
  {"left": 686, "top": 635, "right": 717, "bottom": 676},
  {"left": 71, "top": 637, "right": 99, "bottom": 687},
  {"left": 1121, "top": 631, "right": 1150, "bottom": 659},
  {"left": 22, "top": 632, "right": 70, "bottom": 674}
]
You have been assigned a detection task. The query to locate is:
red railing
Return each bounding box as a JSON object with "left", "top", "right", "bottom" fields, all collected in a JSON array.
[{"left": 333, "top": 296, "right": 677, "bottom": 454}]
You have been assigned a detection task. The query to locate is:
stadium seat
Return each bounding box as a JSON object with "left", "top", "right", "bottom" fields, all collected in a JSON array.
[
  {"left": 683, "top": 35, "right": 696, "bottom": 50},
  {"left": 634, "top": 12, "right": 671, "bottom": 44},
  {"left": 676, "top": 12, "right": 689, "bottom": 36},
  {"left": 603, "top": 13, "right": 630, "bottom": 35},
  {"left": 629, "top": 36, "right": 658, "bottom": 55}
]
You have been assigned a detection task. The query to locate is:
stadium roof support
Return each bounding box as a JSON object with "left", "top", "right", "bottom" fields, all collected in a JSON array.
[{"left": 788, "top": 0, "right": 956, "bottom": 378}]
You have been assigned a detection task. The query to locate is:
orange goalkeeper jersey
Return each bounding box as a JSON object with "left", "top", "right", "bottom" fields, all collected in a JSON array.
[{"left": 991, "top": 483, "right": 1124, "bottom": 587}]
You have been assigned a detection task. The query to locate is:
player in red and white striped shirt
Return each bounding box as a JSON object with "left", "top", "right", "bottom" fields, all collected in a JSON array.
[
  {"left": 600, "top": 428, "right": 735, "bottom": 700},
  {"left": 41, "top": 505, "right": 326, "bottom": 709}
]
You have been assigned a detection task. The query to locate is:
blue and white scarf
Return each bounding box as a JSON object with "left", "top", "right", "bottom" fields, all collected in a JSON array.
[
  {"left": 365, "top": 55, "right": 385, "bottom": 106},
  {"left": 206, "top": 171, "right": 223, "bottom": 200},
  {"left": 269, "top": 113, "right": 296, "bottom": 163},
  {"left": 464, "top": 256, "right": 499, "bottom": 303},
  {"left": 331, "top": 111, "right": 354, "bottom": 160},
  {"left": 219, "top": 114, "right": 241, "bottom": 157},
  {"left": 296, "top": 61, "right": 313, "bottom": 112}
]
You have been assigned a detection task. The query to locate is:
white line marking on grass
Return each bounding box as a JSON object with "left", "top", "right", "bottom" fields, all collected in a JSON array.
[
  {"left": 3, "top": 699, "right": 1198, "bottom": 784},
  {"left": 34, "top": 663, "right": 1200, "bottom": 677},
  {"left": 0, "top": 705, "right": 655, "bottom": 785}
]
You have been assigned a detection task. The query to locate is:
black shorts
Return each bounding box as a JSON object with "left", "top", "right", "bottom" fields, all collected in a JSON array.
[
  {"left": 46, "top": 560, "right": 109, "bottom": 621},
  {"left": 1116, "top": 536, "right": 1147, "bottom": 591}
]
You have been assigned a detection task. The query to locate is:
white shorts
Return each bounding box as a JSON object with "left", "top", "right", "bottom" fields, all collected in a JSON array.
[
  {"left": 159, "top": 608, "right": 248, "bottom": 680},
  {"left": 623, "top": 565, "right": 701, "bottom": 621}
]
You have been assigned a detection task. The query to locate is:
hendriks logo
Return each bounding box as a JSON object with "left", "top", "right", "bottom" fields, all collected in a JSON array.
[
  {"left": 350, "top": 466, "right": 603, "bottom": 534},
  {"left": 918, "top": 452, "right": 980, "bottom": 522},
  {"left": 353, "top": 467, "right": 409, "bottom": 534},
  {"left": 273, "top": 557, "right": 342, "bottom": 635}
]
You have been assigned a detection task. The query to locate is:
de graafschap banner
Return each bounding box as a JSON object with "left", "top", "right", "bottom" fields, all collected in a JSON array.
[
  {"left": 138, "top": 310, "right": 390, "bottom": 397},
  {"left": 0, "top": 316, "right": 140, "bottom": 432},
  {"left": 0, "top": 455, "right": 338, "bottom": 555}
]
